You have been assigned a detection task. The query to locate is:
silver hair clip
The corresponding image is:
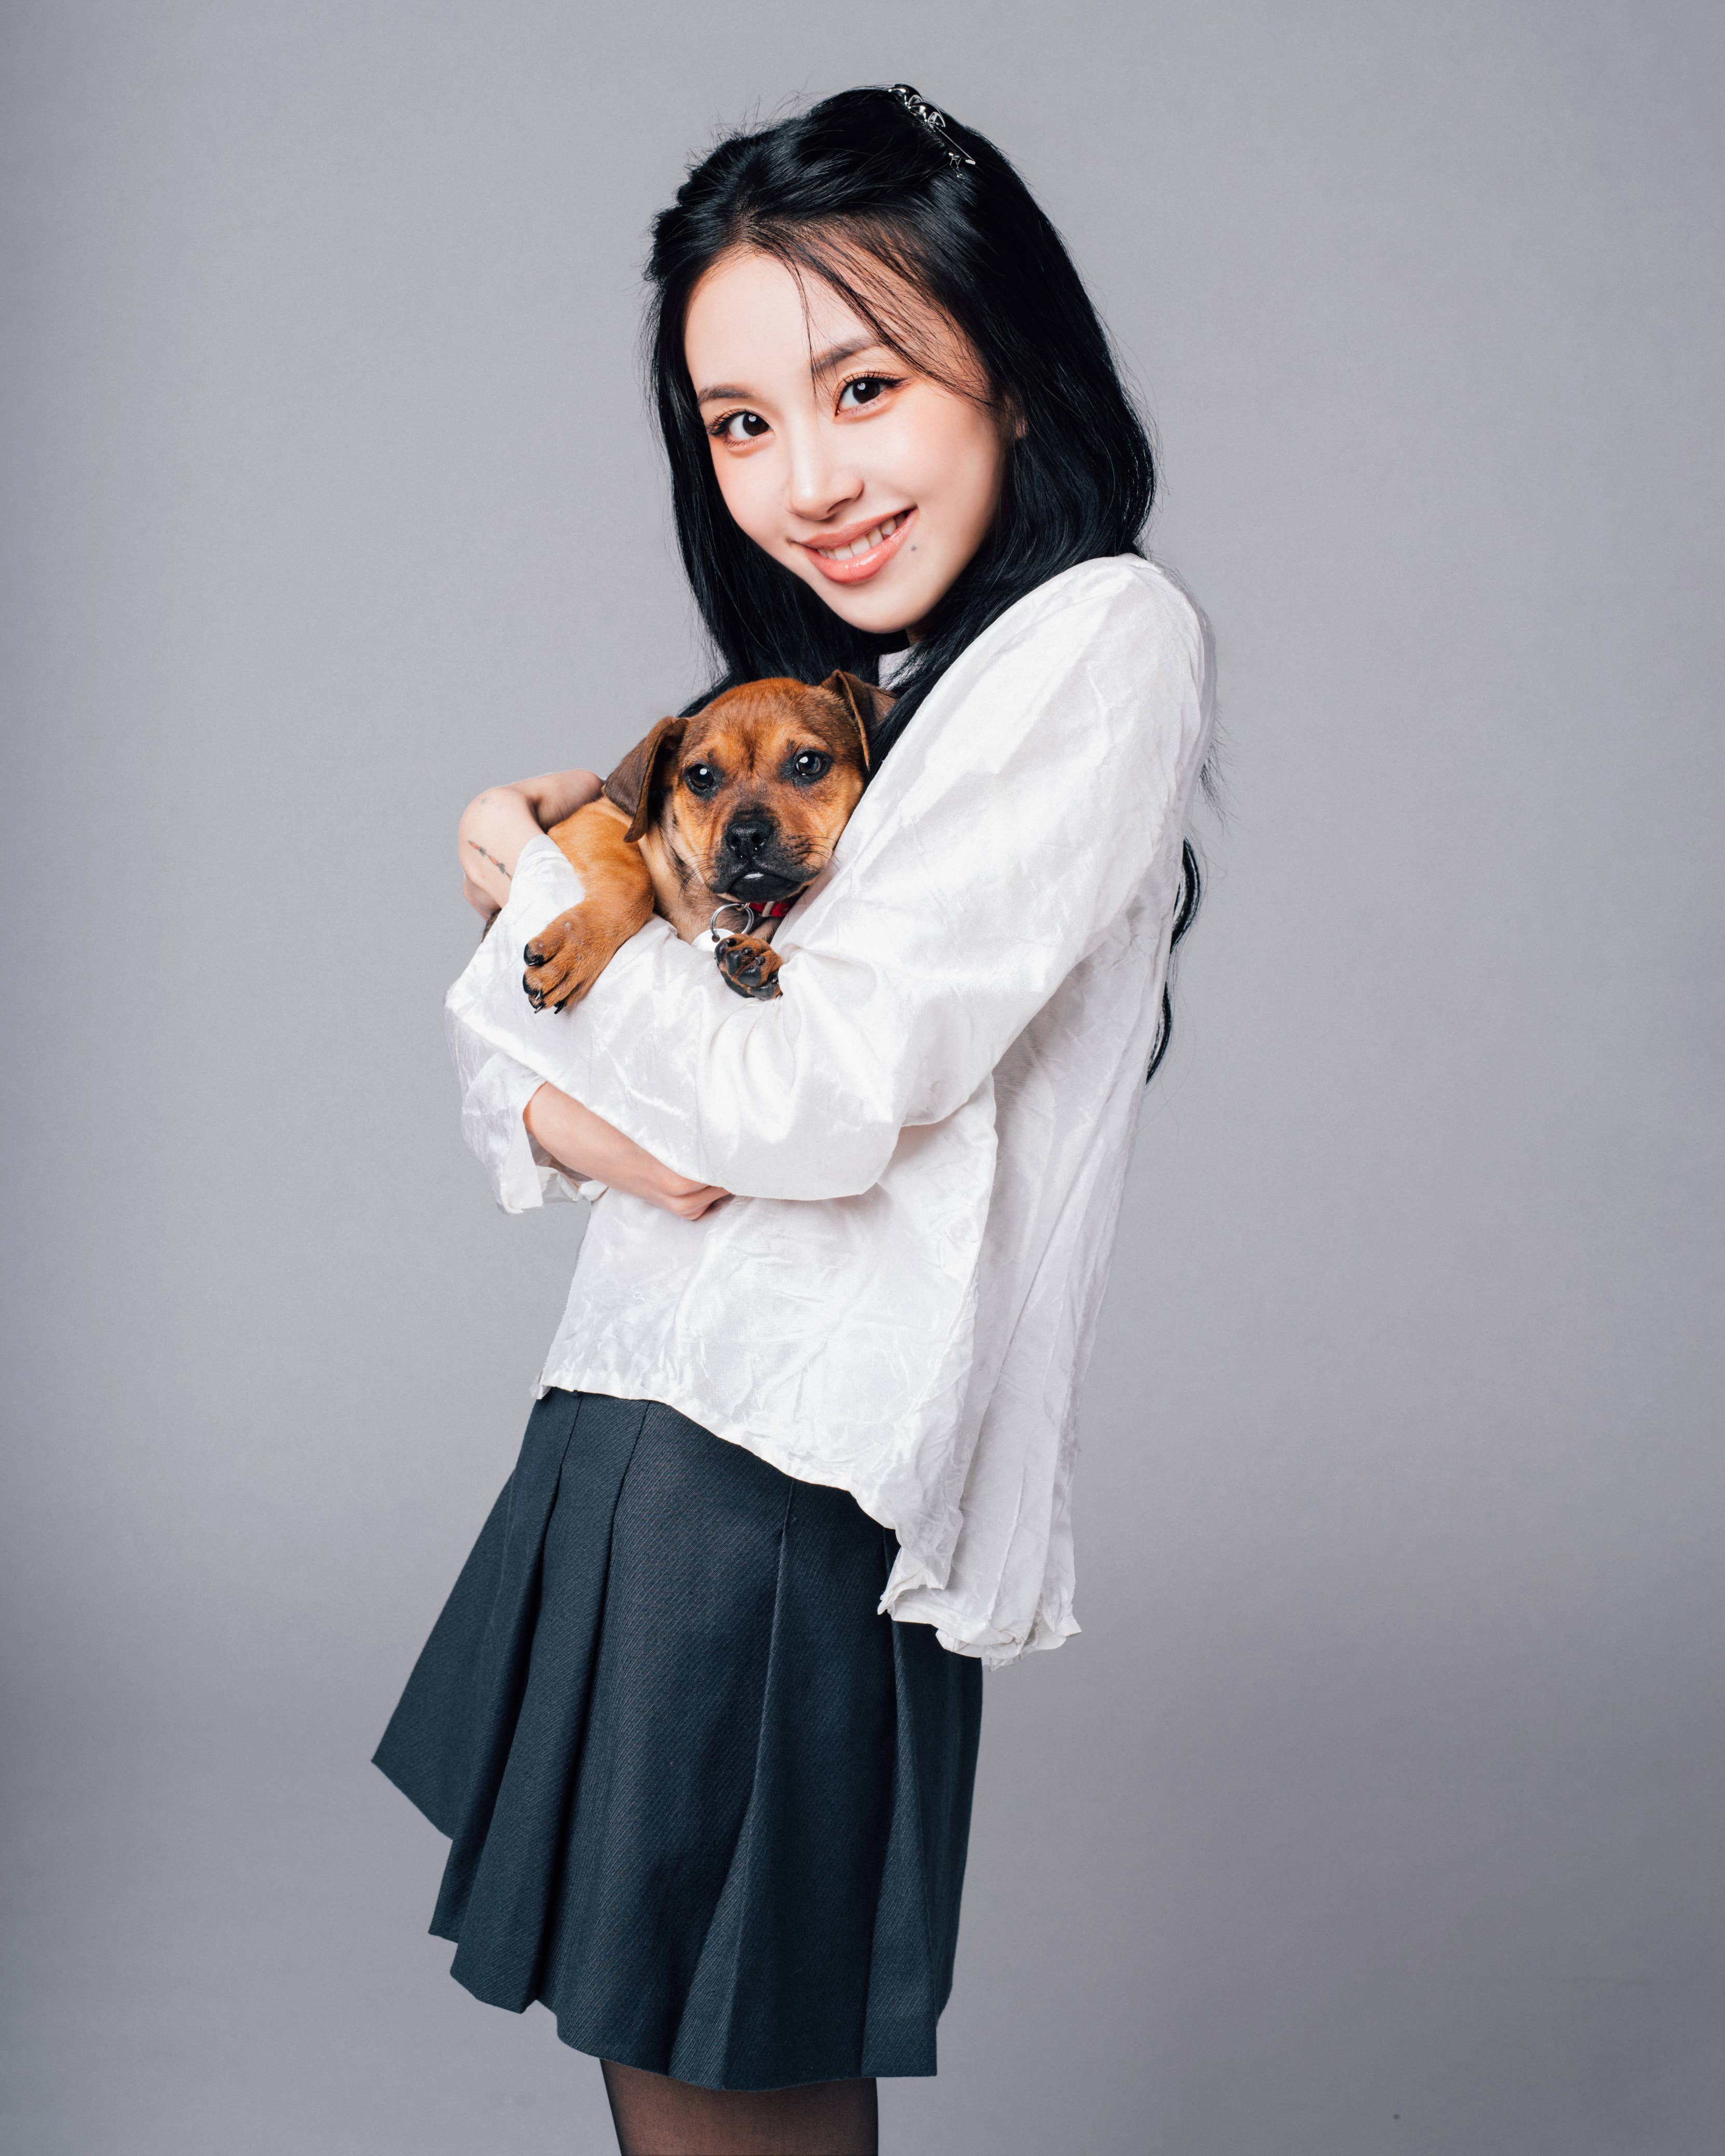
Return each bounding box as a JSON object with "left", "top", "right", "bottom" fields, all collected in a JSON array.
[{"left": 890, "top": 84, "right": 976, "bottom": 172}]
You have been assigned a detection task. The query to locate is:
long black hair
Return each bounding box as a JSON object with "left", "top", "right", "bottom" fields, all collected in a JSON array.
[{"left": 644, "top": 84, "right": 1201, "bottom": 1080}]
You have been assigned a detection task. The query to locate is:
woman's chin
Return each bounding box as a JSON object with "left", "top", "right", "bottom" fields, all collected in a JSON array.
[{"left": 798, "top": 564, "right": 942, "bottom": 636}]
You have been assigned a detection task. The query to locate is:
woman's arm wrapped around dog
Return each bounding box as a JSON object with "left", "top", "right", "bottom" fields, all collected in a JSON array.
[
  {"left": 446, "top": 561, "right": 1209, "bottom": 1203},
  {"left": 452, "top": 765, "right": 728, "bottom": 1219},
  {"left": 448, "top": 999, "right": 730, "bottom": 1219}
]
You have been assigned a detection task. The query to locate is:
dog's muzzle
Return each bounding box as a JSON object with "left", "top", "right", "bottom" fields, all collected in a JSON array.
[{"left": 717, "top": 812, "right": 805, "bottom": 902}]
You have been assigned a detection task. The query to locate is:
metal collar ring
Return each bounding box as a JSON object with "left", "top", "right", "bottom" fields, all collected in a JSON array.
[{"left": 710, "top": 900, "right": 757, "bottom": 940}]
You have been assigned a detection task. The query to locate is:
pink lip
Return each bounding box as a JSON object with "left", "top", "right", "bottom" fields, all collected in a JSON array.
[{"left": 796, "top": 507, "right": 917, "bottom": 585}]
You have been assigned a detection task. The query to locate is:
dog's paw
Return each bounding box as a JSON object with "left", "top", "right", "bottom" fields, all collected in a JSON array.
[
  {"left": 714, "top": 933, "right": 783, "bottom": 1001},
  {"left": 522, "top": 907, "right": 605, "bottom": 1011}
]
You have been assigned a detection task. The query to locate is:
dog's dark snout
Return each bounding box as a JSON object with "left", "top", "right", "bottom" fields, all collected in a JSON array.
[{"left": 724, "top": 814, "right": 773, "bottom": 861}]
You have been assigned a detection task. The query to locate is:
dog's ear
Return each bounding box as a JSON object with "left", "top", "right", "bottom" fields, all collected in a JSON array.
[
  {"left": 819, "top": 672, "right": 896, "bottom": 775},
  {"left": 603, "top": 717, "right": 685, "bottom": 842}
]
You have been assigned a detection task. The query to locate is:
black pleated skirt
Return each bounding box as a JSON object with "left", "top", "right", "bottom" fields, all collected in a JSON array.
[{"left": 373, "top": 1388, "right": 983, "bottom": 2091}]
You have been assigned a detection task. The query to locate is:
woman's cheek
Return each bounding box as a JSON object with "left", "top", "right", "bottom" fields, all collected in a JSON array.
[{"left": 712, "top": 454, "right": 775, "bottom": 550}]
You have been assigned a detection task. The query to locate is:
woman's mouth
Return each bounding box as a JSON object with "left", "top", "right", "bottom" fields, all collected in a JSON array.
[{"left": 799, "top": 508, "right": 916, "bottom": 585}]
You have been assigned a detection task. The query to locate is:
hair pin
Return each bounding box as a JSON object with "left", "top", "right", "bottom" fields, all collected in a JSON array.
[{"left": 890, "top": 84, "right": 976, "bottom": 173}]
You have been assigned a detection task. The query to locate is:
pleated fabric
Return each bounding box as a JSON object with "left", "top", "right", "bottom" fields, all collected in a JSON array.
[{"left": 373, "top": 1389, "right": 983, "bottom": 2091}]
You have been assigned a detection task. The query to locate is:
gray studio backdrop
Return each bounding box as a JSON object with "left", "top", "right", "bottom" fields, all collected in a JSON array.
[{"left": 4, "top": 4, "right": 1722, "bottom": 2152}]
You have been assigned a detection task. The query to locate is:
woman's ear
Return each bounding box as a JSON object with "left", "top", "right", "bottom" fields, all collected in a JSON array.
[
  {"left": 820, "top": 672, "right": 897, "bottom": 774},
  {"left": 603, "top": 717, "right": 686, "bottom": 841}
]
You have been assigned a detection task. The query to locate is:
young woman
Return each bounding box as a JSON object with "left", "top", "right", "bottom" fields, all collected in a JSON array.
[{"left": 376, "top": 85, "right": 1212, "bottom": 2156}]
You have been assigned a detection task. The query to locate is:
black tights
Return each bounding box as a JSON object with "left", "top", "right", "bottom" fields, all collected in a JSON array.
[{"left": 601, "top": 2058, "right": 879, "bottom": 2155}]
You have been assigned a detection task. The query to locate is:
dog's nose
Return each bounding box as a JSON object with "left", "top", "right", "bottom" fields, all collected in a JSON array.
[{"left": 724, "top": 815, "right": 773, "bottom": 861}]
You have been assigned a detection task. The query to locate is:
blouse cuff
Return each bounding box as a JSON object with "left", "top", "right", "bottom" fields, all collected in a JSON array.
[{"left": 460, "top": 1048, "right": 597, "bottom": 1212}]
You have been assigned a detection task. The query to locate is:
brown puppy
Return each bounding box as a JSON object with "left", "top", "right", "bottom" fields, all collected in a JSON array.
[{"left": 521, "top": 672, "right": 893, "bottom": 1011}]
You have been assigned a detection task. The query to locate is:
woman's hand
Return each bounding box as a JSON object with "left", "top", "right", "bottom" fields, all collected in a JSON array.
[
  {"left": 523, "top": 1082, "right": 730, "bottom": 1221},
  {"left": 458, "top": 768, "right": 605, "bottom": 920}
]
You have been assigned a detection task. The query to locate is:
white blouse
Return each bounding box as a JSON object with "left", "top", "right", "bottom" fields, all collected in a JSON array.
[{"left": 445, "top": 555, "right": 1212, "bottom": 1667}]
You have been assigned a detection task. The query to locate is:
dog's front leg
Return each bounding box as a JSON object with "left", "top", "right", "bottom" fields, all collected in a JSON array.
[{"left": 522, "top": 798, "right": 655, "bottom": 1011}]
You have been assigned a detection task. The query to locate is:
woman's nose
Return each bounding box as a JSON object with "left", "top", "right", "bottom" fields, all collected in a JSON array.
[{"left": 785, "top": 427, "right": 863, "bottom": 524}]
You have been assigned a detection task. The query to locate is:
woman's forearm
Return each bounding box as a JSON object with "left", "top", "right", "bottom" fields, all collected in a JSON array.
[{"left": 523, "top": 1082, "right": 730, "bottom": 1221}]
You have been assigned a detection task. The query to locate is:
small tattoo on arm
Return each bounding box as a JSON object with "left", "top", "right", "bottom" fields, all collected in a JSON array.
[{"left": 466, "top": 839, "right": 512, "bottom": 880}]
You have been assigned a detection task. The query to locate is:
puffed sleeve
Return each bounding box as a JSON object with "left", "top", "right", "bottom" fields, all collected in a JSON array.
[
  {"left": 445, "top": 966, "right": 605, "bottom": 1212},
  {"left": 443, "top": 560, "right": 1207, "bottom": 1202}
]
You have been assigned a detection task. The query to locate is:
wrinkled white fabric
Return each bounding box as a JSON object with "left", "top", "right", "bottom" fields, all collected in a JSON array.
[{"left": 444, "top": 555, "right": 1211, "bottom": 1666}]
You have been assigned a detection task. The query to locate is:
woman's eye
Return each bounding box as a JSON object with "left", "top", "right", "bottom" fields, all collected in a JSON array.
[
  {"left": 791, "top": 750, "right": 831, "bottom": 782},
  {"left": 684, "top": 763, "right": 720, "bottom": 796},
  {"left": 715, "top": 410, "right": 770, "bottom": 443},
  {"left": 836, "top": 375, "right": 897, "bottom": 413}
]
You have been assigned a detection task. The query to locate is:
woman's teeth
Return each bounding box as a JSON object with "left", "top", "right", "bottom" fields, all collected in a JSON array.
[{"left": 817, "top": 513, "right": 904, "bottom": 561}]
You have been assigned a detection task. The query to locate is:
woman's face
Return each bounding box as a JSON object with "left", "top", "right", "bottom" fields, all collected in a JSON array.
[{"left": 684, "top": 247, "right": 1010, "bottom": 640}]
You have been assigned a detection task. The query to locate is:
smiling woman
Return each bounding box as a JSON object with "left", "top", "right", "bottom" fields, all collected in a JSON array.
[
  {"left": 376, "top": 83, "right": 1212, "bottom": 2156},
  {"left": 686, "top": 247, "right": 1011, "bottom": 631}
]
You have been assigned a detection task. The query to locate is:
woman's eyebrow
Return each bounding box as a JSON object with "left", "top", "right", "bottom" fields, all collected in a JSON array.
[
  {"left": 808, "top": 336, "right": 885, "bottom": 381},
  {"left": 694, "top": 338, "right": 891, "bottom": 406}
]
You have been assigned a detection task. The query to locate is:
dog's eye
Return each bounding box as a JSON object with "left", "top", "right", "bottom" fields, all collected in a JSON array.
[
  {"left": 790, "top": 750, "right": 832, "bottom": 783},
  {"left": 683, "top": 763, "right": 721, "bottom": 796}
]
